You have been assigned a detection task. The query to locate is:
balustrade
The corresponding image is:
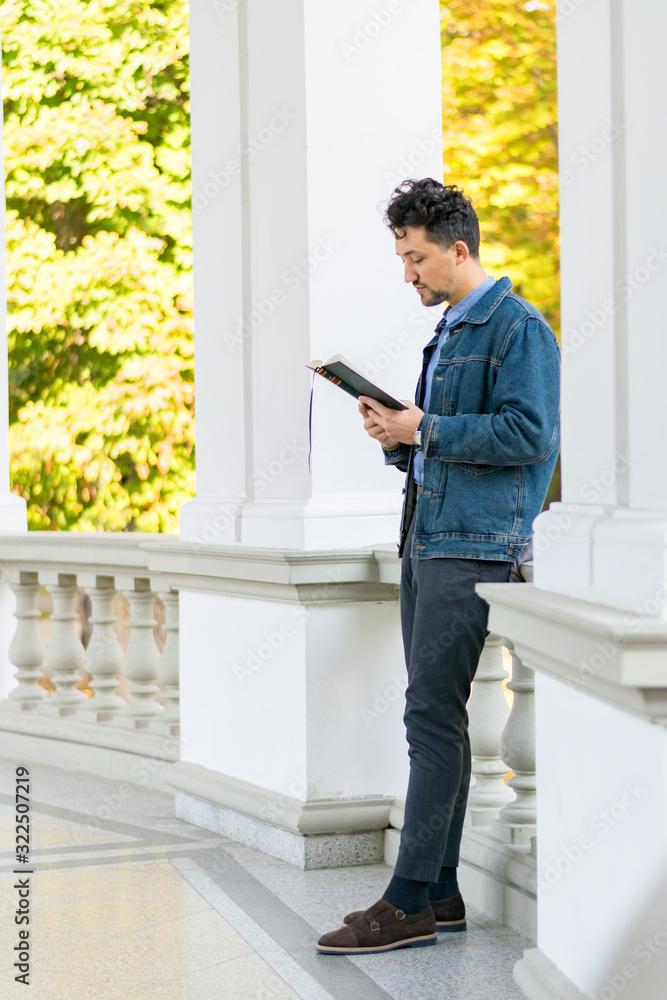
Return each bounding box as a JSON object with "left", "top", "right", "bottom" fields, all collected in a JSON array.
[
  {"left": 5, "top": 571, "right": 47, "bottom": 711},
  {"left": 466, "top": 633, "right": 514, "bottom": 826},
  {"left": 39, "top": 573, "right": 87, "bottom": 716},
  {"left": 491, "top": 640, "right": 536, "bottom": 845},
  {"left": 0, "top": 540, "right": 181, "bottom": 760},
  {"left": 466, "top": 630, "right": 536, "bottom": 844},
  {"left": 80, "top": 575, "right": 126, "bottom": 722}
]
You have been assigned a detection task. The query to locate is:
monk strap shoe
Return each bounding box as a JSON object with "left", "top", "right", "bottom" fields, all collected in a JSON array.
[
  {"left": 316, "top": 898, "right": 437, "bottom": 955},
  {"left": 343, "top": 891, "right": 466, "bottom": 934}
]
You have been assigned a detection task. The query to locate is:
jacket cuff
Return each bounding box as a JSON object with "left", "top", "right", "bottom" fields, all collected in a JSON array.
[
  {"left": 420, "top": 413, "right": 439, "bottom": 458},
  {"left": 382, "top": 442, "right": 411, "bottom": 467}
]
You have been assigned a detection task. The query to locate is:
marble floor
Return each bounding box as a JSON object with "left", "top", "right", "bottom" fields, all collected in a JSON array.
[{"left": 0, "top": 758, "right": 529, "bottom": 1000}]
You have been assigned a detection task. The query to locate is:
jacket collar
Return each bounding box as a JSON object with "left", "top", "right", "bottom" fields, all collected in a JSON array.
[
  {"left": 423, "top": 276, "right": 515, "bottom": 351},
  {"left": 463, "top": 275, "right": 514, "bottom": 325}
]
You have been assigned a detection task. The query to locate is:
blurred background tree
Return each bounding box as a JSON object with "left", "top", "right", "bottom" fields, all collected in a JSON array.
[
  {"left": 2, "top": 1, "right": 559, "bottom": 530},
  {"left": 440, "top": 0, "right": 559, "bottom": 334},
  {"left": 2, "top": 0, "right": 194, "bottom": 530}
]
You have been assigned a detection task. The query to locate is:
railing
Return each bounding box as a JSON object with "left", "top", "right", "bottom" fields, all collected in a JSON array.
[
  {"left": 0, "top": 532, "right": 537, "bottom": 933},
  {"left": 467, "top": 633, "right": 536, "bottom": 844},
  {"left": 0, "top": 534, "right": 180, "bottom": 763}
]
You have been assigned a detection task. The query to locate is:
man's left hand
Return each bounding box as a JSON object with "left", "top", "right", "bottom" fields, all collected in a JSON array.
[{"left": 359, "top": 396, "right": 424, "bottom": 445}]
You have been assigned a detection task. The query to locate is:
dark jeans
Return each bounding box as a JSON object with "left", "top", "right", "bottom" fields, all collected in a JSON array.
[{"left": 393, "top": 513, "right": 511, "bottom": 883}]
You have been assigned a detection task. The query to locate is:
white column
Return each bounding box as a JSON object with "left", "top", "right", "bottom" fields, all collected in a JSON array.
[
  {"left": 150, "top": 590, "right": 180, "bottom": 735},
  {"left": 179, "top": 0, "right": 443, "bottom": 549},
  {"left": 491, "top": 642, "right": 535, "bottom": 845},
  {"left": 39, "top": 574, "right": 87, "bottom": 715},
  {"left": 80, "top": 577, "right": 125, "bottom": 721},
  {"left": 465, "top": 634, "right": 513, "bottom": 826},
  {"left": 118, "top": 581, "right": 162, "bottom": 727},
  {"left": 534, "top": 0, "right": 667, "bottom": 616},
  {"left": 3, "top": 571, "right": 47, "bottom": 711}
]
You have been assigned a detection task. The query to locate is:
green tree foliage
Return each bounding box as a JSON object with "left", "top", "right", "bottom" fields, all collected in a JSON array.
[
  {"left": 441, "top": 0, "right": 559, "bottom": 333},
  {"left": 2, "top": 0, "right": 194, "bottom": 530}
]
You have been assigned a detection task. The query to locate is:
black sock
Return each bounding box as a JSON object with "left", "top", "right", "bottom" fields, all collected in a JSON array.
[
  {"left": 428, "top": 866, "right": 459, "bottom": 901},
  {"left": 382, "top": 874, "right": 430, "bottom": 915}
]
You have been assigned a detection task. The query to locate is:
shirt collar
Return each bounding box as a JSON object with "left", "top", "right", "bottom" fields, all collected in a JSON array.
[{"left": 437, "top": 275, "right": 496, "bottom": 333}]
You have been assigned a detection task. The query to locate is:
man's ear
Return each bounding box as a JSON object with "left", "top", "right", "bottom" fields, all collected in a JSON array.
[{"left": 453, "top": 240, "right": 470, "bottom": 264}]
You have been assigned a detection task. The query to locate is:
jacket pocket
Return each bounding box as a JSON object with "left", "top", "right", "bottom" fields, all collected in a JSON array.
[{"left": 449, "top": 461, "right": 504, "bottom": 476}]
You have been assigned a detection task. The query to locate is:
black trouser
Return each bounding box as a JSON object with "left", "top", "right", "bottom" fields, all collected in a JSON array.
[{"left": 393, "top": 514, "right": 511, "bottom": 883}]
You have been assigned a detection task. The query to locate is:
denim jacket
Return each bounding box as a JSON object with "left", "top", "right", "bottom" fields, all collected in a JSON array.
[{"left": 384, "top": 277, "right": 560, "bottom": 561}]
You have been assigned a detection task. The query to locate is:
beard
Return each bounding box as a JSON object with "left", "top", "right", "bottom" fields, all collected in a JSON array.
[{"left": 416, "top": 284, "right": 449, "bottom": 307}]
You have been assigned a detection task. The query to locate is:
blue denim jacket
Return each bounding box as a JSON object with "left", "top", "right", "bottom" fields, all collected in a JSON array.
[{"left": 384, "top": 277, "right": 560, "bottom": 561}]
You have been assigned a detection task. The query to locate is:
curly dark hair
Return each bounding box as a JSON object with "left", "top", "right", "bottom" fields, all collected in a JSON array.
[{"left": 384, "top": 178, "right": 480, "bottom": 258}]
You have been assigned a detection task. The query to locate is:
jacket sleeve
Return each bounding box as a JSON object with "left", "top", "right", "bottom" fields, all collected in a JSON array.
[
  {"left": 419, "top": 317, "right": 560, "bottom": 467},
  {"left": 382, "top": 442, "right": 411, "bottom": 472}
]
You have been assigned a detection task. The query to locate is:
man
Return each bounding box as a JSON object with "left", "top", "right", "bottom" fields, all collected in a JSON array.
[{"left": 316, "top": 178, "right": 560, "bottom": 955}]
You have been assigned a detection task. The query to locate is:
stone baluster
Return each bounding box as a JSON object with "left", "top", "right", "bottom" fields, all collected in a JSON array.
[
  {"left": 491, "top": 639, "right": 536, "bottom": 845},
  {"left": 150, "top": 590, "right": 180, "bottom": 735},
  {"left": 465, "top": 633, "right": 514, "bottom": 826},
  {"left": 4, "top": 571, "right": 48, "bottom": 711},
  {"left": 80, "top": 576, "right": 125, "bottom": 722},
  {"left": 117, "top": 579, "right": 162, "bottom": 728},
  {"left": 39, "top": 573, "right": 87, "bottom": 715}
]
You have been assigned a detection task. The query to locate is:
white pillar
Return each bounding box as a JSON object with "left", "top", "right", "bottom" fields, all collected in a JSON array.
[
  {"left": 80, "top": 577, "right": 125, "bottom": 721},
  {"left": 3, "top": 571, "right": 47, "bottom": 710},
  {"left": 491, "top": 642, "right": 535, "bottom": 845},
  {"left": 465, "top": 634, "right": 513, "bottom": 827},
  {"left": 534, "top": 0, "right": 667, "bottom": 616},
  {"left": 150, "top": 590, "right": 180, "bottom": 735},
  {"left": 118, "top": 582, "right": 163, "bottom": 727},
  {"left": 180, "top": 0, "right": 443, "bottom": 549},
  {"left": 496, "top": 5, "right": 667, "bottom": 997},
  {"left": 39, "top": 574, "right": 87, "bottom": 715}
]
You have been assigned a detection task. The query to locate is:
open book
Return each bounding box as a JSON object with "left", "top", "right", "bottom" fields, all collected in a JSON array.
[{"left": 306, "top": 354, "right": 407, "bottom": 411}]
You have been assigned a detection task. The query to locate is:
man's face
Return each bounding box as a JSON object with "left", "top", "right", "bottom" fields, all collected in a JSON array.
[{"left": 394, "top": 224, "right": 458, "bottom": 306}]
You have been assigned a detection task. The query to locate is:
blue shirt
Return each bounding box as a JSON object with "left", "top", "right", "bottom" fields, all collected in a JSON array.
[{"left": 413, "top": 276, "right": 496, "bottom": 484}]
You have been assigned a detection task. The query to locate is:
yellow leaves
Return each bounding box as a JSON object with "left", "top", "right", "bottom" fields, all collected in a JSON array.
[
  {"left": 5, "top": 0, "right": 194, "bottom": 532},
  {"left": 441, "top": 0, "right": 559, "bottom": 332}
]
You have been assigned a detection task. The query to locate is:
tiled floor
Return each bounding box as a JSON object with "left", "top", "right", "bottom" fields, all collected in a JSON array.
[{"left": 0, "top": 758, "right": 528, "bottom": 1000}]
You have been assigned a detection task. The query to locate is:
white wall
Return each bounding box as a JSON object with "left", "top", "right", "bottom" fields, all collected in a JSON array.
[
  {"left": 536, "top": 672, "right": 667, "bottom": 994},
  {"left": 181, "top": 0, "right": 444, "bottom": 549},
  {"left": 179, "top": 588, "right": 408, "bottom": 801}
]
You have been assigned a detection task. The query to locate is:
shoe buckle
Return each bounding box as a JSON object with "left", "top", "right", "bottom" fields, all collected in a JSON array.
[
  {"left": 370, "top": 920, "right": 381, "bottom": 933},
  {"left": 395, "top": 909, "right": 406, "bottom": 920}
]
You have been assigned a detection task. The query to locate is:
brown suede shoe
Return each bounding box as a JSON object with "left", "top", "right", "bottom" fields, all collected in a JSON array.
[
  {"left": 317, "top": 898, "right": 437, "bottom": 954},
  {"left": 343, "top": 891, "right": 466, "bottom": 934}
]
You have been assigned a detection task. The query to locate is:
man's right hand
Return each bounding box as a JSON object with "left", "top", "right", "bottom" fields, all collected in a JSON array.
[{"left": 359, "top": 400, "right": 401, "bottom": 450}]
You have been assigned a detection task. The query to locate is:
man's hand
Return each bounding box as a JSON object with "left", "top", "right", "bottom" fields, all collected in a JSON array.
[{"left": 358, "top": 396, "right": 424, "bottom": 446}]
